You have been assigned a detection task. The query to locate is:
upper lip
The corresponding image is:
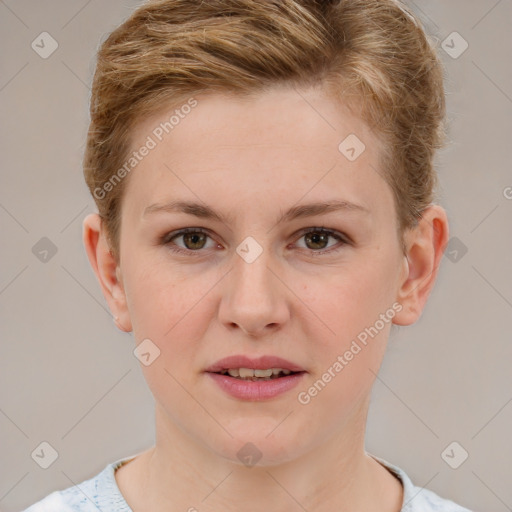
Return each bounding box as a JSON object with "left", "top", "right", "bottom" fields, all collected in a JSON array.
[{"left": 205, "top": 355, "right": 306, "bottom": 373}]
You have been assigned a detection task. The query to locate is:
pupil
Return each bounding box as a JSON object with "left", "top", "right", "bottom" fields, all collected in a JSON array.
[
  {"left": 184, "top": 232, "right": 206, "bottom": 249},
  {"left": 306, "top": 232, "right": 327, "bottom": 250}
]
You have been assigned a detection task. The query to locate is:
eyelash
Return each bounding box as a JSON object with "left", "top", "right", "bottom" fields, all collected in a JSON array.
[{"left": 161, "top": 227, "right": 350, "bottom": 257}]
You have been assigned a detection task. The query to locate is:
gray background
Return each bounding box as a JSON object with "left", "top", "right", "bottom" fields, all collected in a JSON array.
[{"left": 1, "top": 1, "right": 511, "bottom": 511}]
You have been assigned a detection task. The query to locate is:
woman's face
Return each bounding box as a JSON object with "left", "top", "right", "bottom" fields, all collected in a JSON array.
[{"left": 114, "top": 84, "right": 409, "bottom": 464}]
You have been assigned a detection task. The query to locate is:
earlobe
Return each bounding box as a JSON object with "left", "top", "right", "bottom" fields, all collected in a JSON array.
[
  {"left": 392, "top": 205, "right": 449, "bottom": 326},
  {"left": 82, "top": 213, "right": 132, "bottom": 332}
]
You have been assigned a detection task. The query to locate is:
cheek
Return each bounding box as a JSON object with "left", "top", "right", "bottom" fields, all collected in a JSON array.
[
  {"left": 123, "top": 255, "right": 205, "bottom": 337},
  {"left": 123, "top": 260, "right": 224, "bottom": 389},
  {"left": 295, "top": 259, "right": 395, "bottom": 399},
  {"left": 124, "top": 265, "right": 212, "bottom": 412},
  {"left": 300, "top": 261, "right": 392, "bottom": 344},
  {"left": 298, "top": 291, "right": 392, "bottom": 444}
]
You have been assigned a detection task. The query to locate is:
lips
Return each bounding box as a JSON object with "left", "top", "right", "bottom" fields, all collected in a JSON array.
[{"left": 204, "top": 355, "right": 306, "bottom": 374}]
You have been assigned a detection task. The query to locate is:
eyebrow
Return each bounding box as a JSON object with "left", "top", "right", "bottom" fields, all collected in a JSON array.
[{"left": 143, "top": 199, "right": 370, "bottom": 225}]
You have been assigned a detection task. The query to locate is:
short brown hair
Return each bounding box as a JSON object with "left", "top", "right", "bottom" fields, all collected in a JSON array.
[{"left": 83, "top": 0, "right": 446, "bottom": 261}]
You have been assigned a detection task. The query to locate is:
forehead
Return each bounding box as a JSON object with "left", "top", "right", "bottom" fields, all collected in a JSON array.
[
  {"left": 133, "top": 85, "right": 376, "bottom": 153},
  {"left": 122, "top": 85, "right": 393, "bottom": 223}
]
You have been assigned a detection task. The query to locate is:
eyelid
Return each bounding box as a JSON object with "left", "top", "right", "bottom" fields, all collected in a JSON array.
[
  {"left": 296, "top": 226, "right": 351, "bottom": 244},
  {"left": 161, "top": 227, "right": 211, "bottom": 244}
]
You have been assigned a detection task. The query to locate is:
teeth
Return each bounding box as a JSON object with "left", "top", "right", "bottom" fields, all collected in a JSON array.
[
  {"left": 239, "top": 367, "right": 254, "bottom": 378},
  {"left": 221, "top": 367, "right": 294, "bottom": 378},
  {"left": 254, "top": 369, "right": 273, "bottom": 377}
]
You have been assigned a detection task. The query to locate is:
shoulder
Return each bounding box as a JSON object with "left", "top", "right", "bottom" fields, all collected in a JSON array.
[
  {"left": 369, "top": 453, "right": 474, "bottom": 512},
  {"left": 401, "top": 482, "right": 473, "bottom": 512},
  {"left": 22, "top": 490, "right": 82, "bottom": 512},
  {"left": 21, "top": 480, "right": 99, "bottom": 512},
  {"left": 21, "top": 455, "right": 136, "bottom": 512}
]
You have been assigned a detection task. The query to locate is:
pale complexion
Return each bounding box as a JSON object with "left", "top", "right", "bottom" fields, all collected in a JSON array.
[{"left": 83, "top": 84, "right": 449, "bottom": 512}]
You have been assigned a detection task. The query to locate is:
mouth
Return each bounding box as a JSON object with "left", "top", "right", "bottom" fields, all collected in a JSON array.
[
  {"left": 204, "top": 355, "right": 307, "bottom": 400},
  {"left": 211, "top": 367, "right": 305, "bottom": 381},
  {"left": 204, "top": 354, "right": 306, "bottom": 376}
]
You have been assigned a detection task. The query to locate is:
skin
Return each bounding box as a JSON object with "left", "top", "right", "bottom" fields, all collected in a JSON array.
[{"left": 83, "top": 83, "right": 449, "bottom": 512}]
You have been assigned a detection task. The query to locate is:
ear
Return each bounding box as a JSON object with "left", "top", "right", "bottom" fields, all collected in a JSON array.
[
  {"left": 82, "top": 213, "right": 132, "bottom": 332},
  {"left": 392, "top": 204, "right": 449, "bottom": 326}
]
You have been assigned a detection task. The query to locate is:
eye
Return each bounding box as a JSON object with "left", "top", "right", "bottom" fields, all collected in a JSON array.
[
  {"left": 161, "top": 227, "right": 349, "bottom": 256},
  {"left": 162, "top": 228, "right": 218, "bottom": 255},
  {"left": 293, "top": 227, "right": 349, "bottom": 255}
]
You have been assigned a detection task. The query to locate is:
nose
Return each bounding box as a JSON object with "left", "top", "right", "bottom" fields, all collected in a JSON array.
[{"left": 218, "top": 244, "right": 290, "bottom": 337}]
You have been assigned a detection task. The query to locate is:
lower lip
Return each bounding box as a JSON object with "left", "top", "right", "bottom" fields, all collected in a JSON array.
[{"left": 206, "top": 372, "right": 306, "bottom": 401}]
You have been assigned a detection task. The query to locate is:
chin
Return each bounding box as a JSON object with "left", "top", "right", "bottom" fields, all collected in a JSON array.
[{"left": 209, "top": 422, "right": 305, "bottom": 468}]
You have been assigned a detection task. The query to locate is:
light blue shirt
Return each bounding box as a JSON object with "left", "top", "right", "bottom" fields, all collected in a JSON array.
[{"left": 22, "top": 452, "right": 473, "bottom": 511}]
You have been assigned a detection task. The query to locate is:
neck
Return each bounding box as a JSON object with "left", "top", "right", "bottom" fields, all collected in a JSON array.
[{"left": 119, "top": 402, "right": 403, "bottom": 512}]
